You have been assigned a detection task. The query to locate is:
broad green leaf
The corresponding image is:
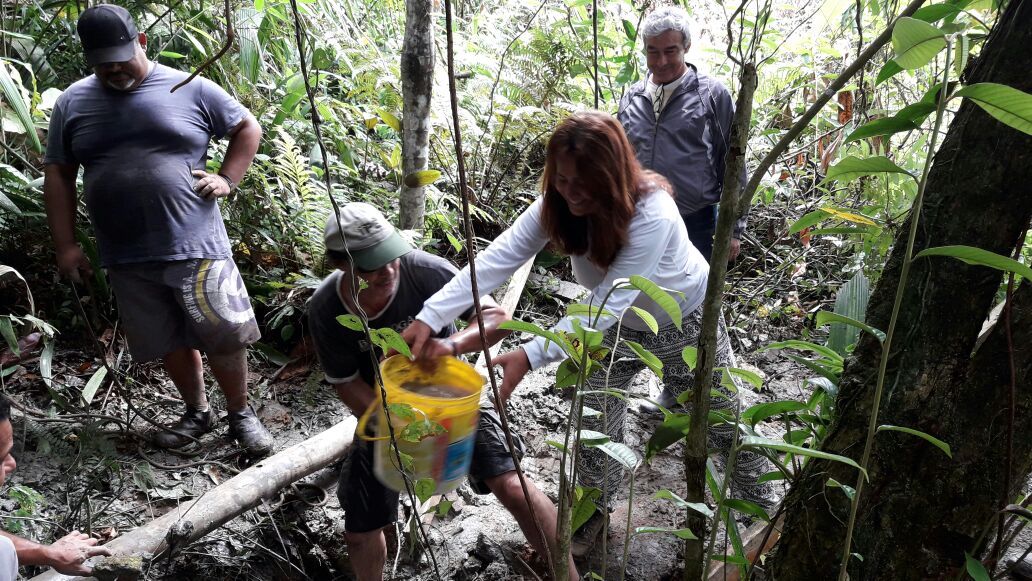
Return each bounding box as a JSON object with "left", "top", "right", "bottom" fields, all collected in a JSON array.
[
  {"left": 914, "top": 245, "right": 1032, "bottom": 281},
  {"left": 816, "top": 311, "right": 885, "bottom": 342},
  {"left": 80, "top": 365, "right": 107, "bottom": 405},
  {"left": 376, "top": 109, "right": 401, "bottom": 131},
  {"left": 653, "top": 489, "right": 714, "bottom": 517},
  {"left": 578, "top": 429, "right": 610, "bottom": 445},
  {"left": 572, "top": 486, "right": 601, "bottom": 533},
  {"left": 682, "top": 346, "right": 697, "bottom": 369},
  {"left": 965, "top": 554, "right": 991, "bottom": 581},
  {"left": 828, "top": 271, "right": 871, "bottom": 355},
  {"left": 545, "top": 439, "right": 567, "bottom": 452},
  {"left": 0, "top": 317, "right": 16, "bottom": 354},
  {"left": 158, "top": 51, "right": 187, "bottom": 59},
  {"left": 823, "top": 156, "right": 913, "bottom": 184},
  {"left": 722, "top": 366, "right": 764, "bottom": 389},
  {"left": 821, "top": 207, "right": 877, "bottom": 226},
  {"left": 499, "top": 320, "right": 571, "bottom": 355},
  {"left": 784, "top": 353, "right": 841, "bottom": 385},
  {"left": 336, "top": 314, "right": 365, "bottom": 331},
  {"left": 891, "top": 17, "right": 946, "bottom": 70},
  {"left": 789, "top": 209, "right": 830, "bottom": 234},
  {"left": 434, "top": 499, "right": 454, "bottom": 517},
  {"left": 845, "top": 116, "right": 920, "bottom": 143},
  {"left": 740, "top": 436, "right": 866, "bottom": 475},
  {"left": 741, "top": 400, "right": 809, "bottom": 426},
  {"left": 629, "top": 307, "right": 658, "bottom": 334},
  {"left": 723, "top": 499, "right": 770, "bottom": 523},
  {"left": 877, "top": 424, "right": 952, "bottom": 457},
  {"left": 646, "top": 412, "right": 691, "bottom": 460},
  {"left": 567, "top": 303, "right": 615, "bottom": 321},
  {"left": 414, "top": 478, "right": 435, "bottom": 503},
  {"left": 400, "top": 417, "right": 445, "bottom": 443},
  {"left": 387, "top": 403, "right": 418, "bottom": 421},
  {"left": 374, "top": 327, "right": 412, "bottom": 358},
  {"left": 826, "top": 477, "right": 856, "bottom": 500},
  {"left": 621, "top": 19, "right": 636, "bottom": 41},
  {"left": 625, "top": 340, "right": 663, "bottom": 379},
  {"left": 912, "top": 4, "right": 961, "bottom": 22},
  {"left": 633, "top": 526, "right": 697, "bottom": 540},
  {"left": 555, "top": 358, "right": 580, "bottom": 389},
  {"left": 595, "top": 441, "right": 641, "bottom": 470},
  {"left": 403, "top": 170, "right": 442, "bottom": 188},
  {"left": 763, "top": 340, "right": 842, "bottom": 362},
  {"left": 625, "top": 275, "right": 683, "bottom": 330},
  {"left": 954, "top": 83, "right": 1032, "bottom": 136},
  {"left": 0, "top": 61, "right": 41, "bottom": 152},
  {"left": 876, "top": 60, "right": 903, "bottom": 85}
]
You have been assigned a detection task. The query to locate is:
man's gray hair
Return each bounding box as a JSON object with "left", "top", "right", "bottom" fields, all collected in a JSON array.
[{"left": 641, "top": 6, "right": 692, "bottom": 48}]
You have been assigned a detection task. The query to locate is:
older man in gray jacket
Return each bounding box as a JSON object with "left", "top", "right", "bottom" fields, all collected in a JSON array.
[{"left": 618, "top": 6, "right": 748, "bottom": 262}]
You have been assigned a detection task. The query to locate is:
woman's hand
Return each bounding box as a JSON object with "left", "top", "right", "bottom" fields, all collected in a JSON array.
[{"left": 494, "top": 349, "right": 531, "bottom": 405}]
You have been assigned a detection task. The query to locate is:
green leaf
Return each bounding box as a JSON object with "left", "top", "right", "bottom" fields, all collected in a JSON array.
[
  {"left": 740, "top": 436, "right": 866, "bottom": 475},
  {"left": 827, "top": 271, "right": 871, "bottom": 355},
  {"left": 403, "top": 169, "right": 442, "bottom": 188},
  {"left": 336, "top": 314, "right": 365, "bottom": 331},
  {"left": 823, "top": 156, "right": 913, "bottom": 184},
  {"left": 816, "top": 311, "right": 885, "bottom": 342},
  {"left": 567, "top": 303, "right": 615, "bottom": 321},
  {"left": 555, "top": 359, "right": 580, "bottom": 389},
  {"left": 845, "top": 116, "right": 920, "bottom": 143},
  {"left": 741, "top": 400, "right": 809, "bottom": 426},
  {"left": 965, "top": 554, "right": 991, "bottom": 581},
  {"left": 80, "top": 365, "right": 107, "bottom": 405},
  {"left": 621, "top": 19, "right": 636, "bottom": 41},
  {"left": 723, "top": 499, "right": 770, "bottom": 523},
  {"left": 954, "top": 83, "right": 1032, "bottom": 136},
  {"left": 235, "top": 8, "right": 262, "bottom": 82},
  {"left": 594, "top": 441, "right": 640, "bottom": 470},
  {"left": 628, "top": 307, "right": 658, "bottom": 334},
  {"left": 578, "top": 429, "right": 611, "bottom": 446},
  {"left": 625, "top": 340, "right": 663, "bottom": 379},
  {"left": 499, "top": 320, "right": 571, "bottom": 355},
  {"left": 876, "top": 60, "right": 903, "bottom": 85},
  {"left": 914, "top": 245, "right": 1032, "bottom": 281},
  {"left": 572, "top": 486, "right": 601, "bottom": 533},
  {"left": 0, "top": 317, "right": 17, "bottom": 355},
  {"left": 784, "top": 353, "right": 841, "bottom": 385},
  {"left": 159, "top": 51, "right": 187, "bottom": 59},
  {"left": 374, "top": 327, "right": 412, "bottom": 358},
  {"left": 654, "top": 489, "right": 714, "bottom": 517},
  {"left": 912, "top": 3, "right": 962, "bottom": 22},
  {"left": 645, "top": 412, "right": 691, "bottom": 461},
  {"left": 0, "top": 61, "right": 41, "bottom": 152},
  {"left": 763, "top": 340, "right": 843, "bottom": 363},
  {"left": 722, "top": 366, "right": 763, "bottom": 390},
  {"left": 252, "top": 341, "right": 291, "bottom": 366},
  {"left": 826, "top": 477, "right": 857, "bottom": 500},
  {"left": 434, "top": 499, "right": 454, "bottom": 517},
  {"left": 414, "top": 478, "right": 435, "bottom": 503},
  {"left": 633, "top": 526, "right": 697, "bottom": 540},
  {"left": 682, "top": 346, "right": 697, "bottom": 369},
  {"left": 624, "top": 275, "right": 683, "bottom": 330},
  {"left": 789, "top": 209, "right": 830, "bottom": 234},
  {"left": 545, "top": 439, "right": 567, "bottom": 452},
  {"left": 376, "top": 109, "right": 401, "bottom": 131},
  {"left": 387, "top": 403, "right": 418, "bottom": 422},
  {"left": 891, "top": 17, "right": 947, "bottom": 69},
  {"left": 877, "top": 424, "right": 952, "bottom": 458}
]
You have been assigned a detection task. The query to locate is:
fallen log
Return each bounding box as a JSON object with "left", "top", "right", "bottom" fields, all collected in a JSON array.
[
  {"left": 31, "top": 416, "right": 357, "bottom": 581},
  {"left": 474, "top": 257, "right": 534, "bottom": 371}
]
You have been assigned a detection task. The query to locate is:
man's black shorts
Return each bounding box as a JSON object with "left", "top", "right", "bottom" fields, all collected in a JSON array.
[{"left": 338, "top": 407, "right": 526, "bottom": 533}]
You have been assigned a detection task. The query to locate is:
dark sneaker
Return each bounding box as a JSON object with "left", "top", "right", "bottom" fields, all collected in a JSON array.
[
  {"left": 153, "top": 407, "right": 214, "bottom": 449},
  {"left": 571, "top": 509, "right": 610, "bottom": 558},
  {"left": 227, "top": 406, "right": 274, "bottom": 457}
]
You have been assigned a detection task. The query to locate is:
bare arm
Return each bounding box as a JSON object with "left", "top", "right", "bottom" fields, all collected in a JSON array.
[
  {"left": 0, "top": 529, "right": 111, "bottom": 575},
  {"left": 333, "top": 377, "right": 377, "bottom": 417},
  {"left": 43, "top": 163, "right": 92, "bottom": 282},
  {"left": 193, "top": 113, "right": 262, "bottom": 199}
]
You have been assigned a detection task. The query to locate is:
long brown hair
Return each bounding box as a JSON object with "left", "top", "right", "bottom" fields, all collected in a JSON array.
[{"left": 540, "top": 111, "right": 671, "bottom": 268}]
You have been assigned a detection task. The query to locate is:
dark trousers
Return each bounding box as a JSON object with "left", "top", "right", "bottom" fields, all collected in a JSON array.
[{"left": 681, "top": 205, "right": 718, "bottom": 262}]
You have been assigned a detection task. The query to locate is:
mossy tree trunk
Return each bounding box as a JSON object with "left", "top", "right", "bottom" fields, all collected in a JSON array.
[{"left": 769, "top": 4, "right": 1032, "bottom": 579}]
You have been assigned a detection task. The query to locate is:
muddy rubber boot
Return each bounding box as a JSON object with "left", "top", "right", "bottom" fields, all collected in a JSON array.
[
  {"left": 638, "top": 384, "right": 680, "bottom": 416},
  {"left": 571, "top": 509, "right": 610, "bottom": 558},
  {"left": 153, "top": 407, "right": 214, "bottom": 449},
  {"left": 227, "top": 406, "right": 274, "bottom": 457}
]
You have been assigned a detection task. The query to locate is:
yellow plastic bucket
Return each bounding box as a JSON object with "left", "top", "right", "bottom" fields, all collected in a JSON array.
[{"left": 357, "top": 355, "right": 482, "bottom": 495}]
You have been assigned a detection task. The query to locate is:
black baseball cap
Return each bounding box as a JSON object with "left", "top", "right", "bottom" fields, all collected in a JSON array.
[{"left": 77, "top": 5, "right": 139, "bottom": 66}]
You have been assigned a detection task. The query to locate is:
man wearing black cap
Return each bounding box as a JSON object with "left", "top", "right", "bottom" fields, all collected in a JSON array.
[
  {"left": 308, "top": 203, "right": 579, "bottom": 581},
  {"left": 42, "top": 5, "right": 273, "bottom": 456}
]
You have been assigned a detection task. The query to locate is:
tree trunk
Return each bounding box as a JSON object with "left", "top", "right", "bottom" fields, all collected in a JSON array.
[
  {"left": 769, "top": 4, "right": 1032, "bottom": 579},
  {"left": 398, "top": 0, "right": 434, "bottom": 231}
]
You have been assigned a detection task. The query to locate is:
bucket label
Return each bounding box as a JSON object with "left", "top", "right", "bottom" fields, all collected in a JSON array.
[{"left": 442, "top": 435, "right": 475, "bottom": 481}]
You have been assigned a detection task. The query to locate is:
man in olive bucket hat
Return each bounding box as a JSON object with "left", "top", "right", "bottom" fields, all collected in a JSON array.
[
  {"left": 42, "top": 4, "right": 273, "bottom": 456},
  {"left": 308, "top": 203, "right": 578, "bottom": 580}
]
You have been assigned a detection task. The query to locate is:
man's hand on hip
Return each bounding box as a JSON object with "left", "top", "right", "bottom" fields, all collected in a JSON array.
[
  {"left": 192, "top": 170, "right": 234, "bottom": 200},
  {"left": 729, "top": 238, "right": 741, "bottom": 261},
  {"left": 56, "top": 243, "right": 93, "bottom": 283}
]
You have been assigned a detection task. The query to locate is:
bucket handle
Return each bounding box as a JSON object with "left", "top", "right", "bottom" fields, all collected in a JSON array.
[{"left": 356, "top": 400, "right": 392, "bottom": 442}]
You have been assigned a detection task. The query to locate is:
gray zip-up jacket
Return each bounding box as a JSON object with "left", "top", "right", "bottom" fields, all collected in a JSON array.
[{"left": 618, "top": 64, "right": 749, "bottom": 237}]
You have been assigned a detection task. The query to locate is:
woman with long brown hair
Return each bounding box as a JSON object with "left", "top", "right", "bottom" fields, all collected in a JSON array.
[{"left": 402, "top": 111, "right": 775, "bottom": 553}]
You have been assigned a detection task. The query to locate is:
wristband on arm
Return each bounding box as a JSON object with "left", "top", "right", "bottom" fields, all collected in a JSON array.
[
  {"left": 217, "top": 173, "right": 237, "bottom": 192},
  {"left": 442, "top": 337, "right": 459, "bottom": 357}
]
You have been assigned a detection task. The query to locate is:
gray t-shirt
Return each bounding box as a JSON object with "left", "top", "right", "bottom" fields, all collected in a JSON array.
[
  {"left": 307, "top": 250, "right": 474, "bottom": 387},
  {"left": 44, "top": 63, "right": 248, "bottom": 267}
]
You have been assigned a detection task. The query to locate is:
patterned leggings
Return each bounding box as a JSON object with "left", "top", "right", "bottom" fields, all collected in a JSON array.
[{"left": 577, "top": 304, "right": 775, "bottom": 507}]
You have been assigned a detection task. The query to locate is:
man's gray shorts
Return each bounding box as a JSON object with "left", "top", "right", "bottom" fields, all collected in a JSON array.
[{"left": 107, "top": 258, "right": 260, "bottom": 362}]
